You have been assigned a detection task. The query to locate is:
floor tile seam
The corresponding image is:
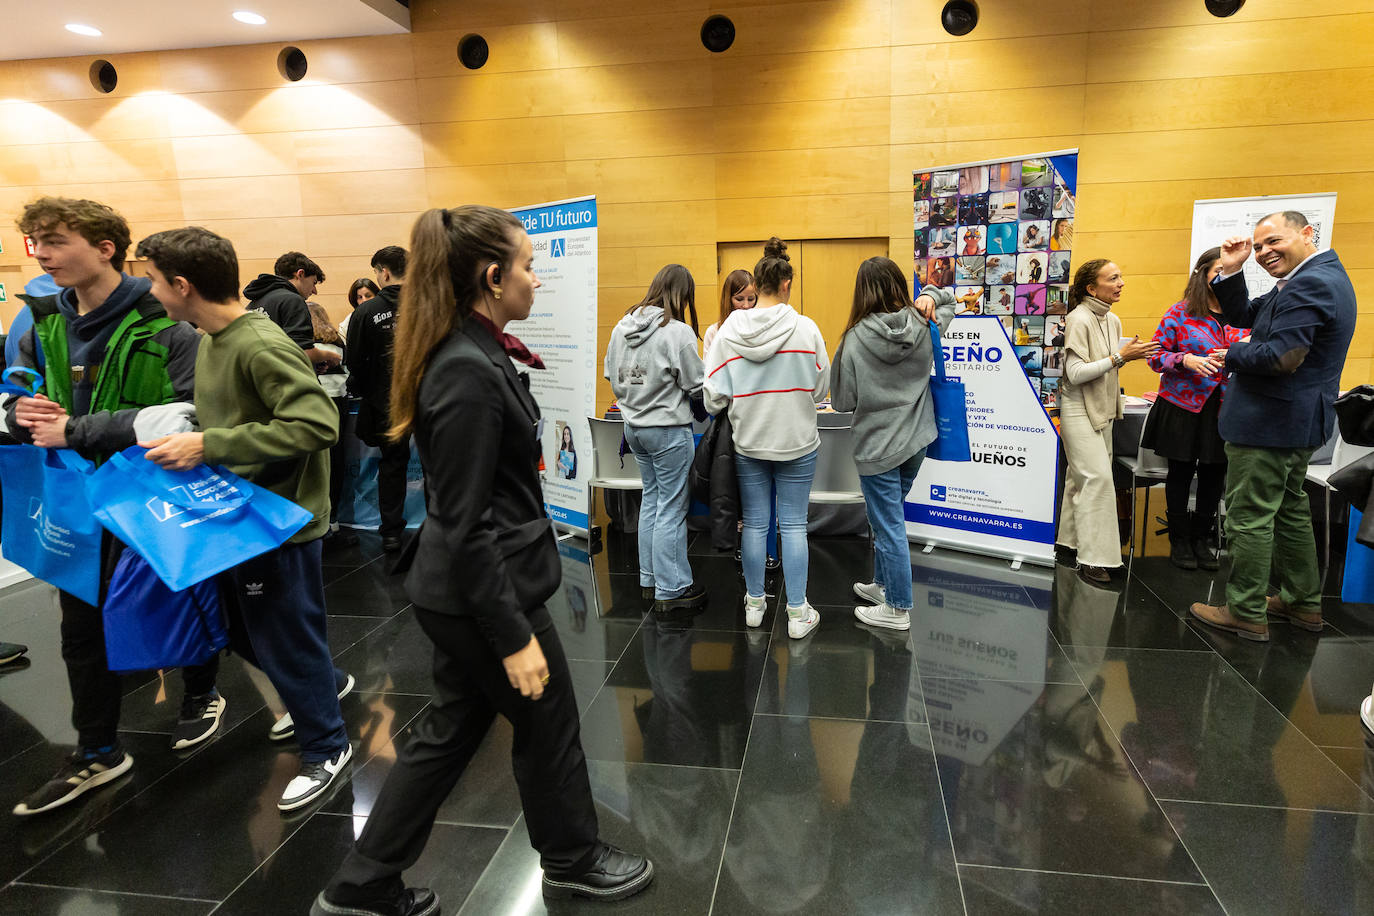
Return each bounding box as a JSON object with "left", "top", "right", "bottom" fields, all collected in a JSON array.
[
  {"left": 583, "top": 756, "right": 745, "bottom": 774},
  {"left": 453, "top": 813, "right": 526, "bottom": 916},
  {"left": 575, "top": 608, "right": 650, "bottom": 722},
  {"left": 1315, "top": 741, "right": 1374, "bottom": 751},
  {"left": 707, "top": 624, "right": 776, "bottom": 916},
  {"left": 8, "top": 879, "right": 222, "bottom": 904},
  {"left": 920, "top": 676, "right": 970, "bottom": 915},
  {"left": 313, "top": 809, "right": 512, "bottom": 833},
  {"left": 751, "top": 711, "right": 926, "bottom": 727},
  {"left": 917, "top": 673, "right": 1083, "bottom": 686},
  {"left": 1154, "top": 796, "right": 1374, "bottom": 816},
  {"left": 954, "top": 862, "right": 1213, "bottom": 887},
  {"left": 200, "top": 808, "right": 334, "bottom": 910},
  {"left": 1203, "top": 641, "right": 1373, "bottom": 800},
  {"left": 0, "top": 737, "right": 48, "bottom": 768}
]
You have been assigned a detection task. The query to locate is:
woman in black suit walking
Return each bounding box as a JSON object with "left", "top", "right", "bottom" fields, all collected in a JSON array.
[{"left": 313, "top": 206, "right": 652, "bottom": 916}]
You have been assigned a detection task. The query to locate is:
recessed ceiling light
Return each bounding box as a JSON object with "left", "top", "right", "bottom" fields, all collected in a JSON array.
[
  {"left": 65, "top": 24, "right": 103, "bottom": 37},
  {"left": 232, "top": 11, "right": 267, "bottom": 25}
]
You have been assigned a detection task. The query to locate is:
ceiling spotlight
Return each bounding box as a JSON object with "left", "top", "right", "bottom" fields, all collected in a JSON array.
[
  {"left": 233, "top": 11, "right": 267, "bottom": 25},
  {"left": 65, "top": 24, "right": 103, "bottom": 37},
  {"left": 1204, "top": 0, "right": 1246, "bottom": 16}
]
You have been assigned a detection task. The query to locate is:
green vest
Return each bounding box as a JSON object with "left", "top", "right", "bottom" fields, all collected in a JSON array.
[{"left": 28, "top": 293, "right": 179, "bottom": 416}]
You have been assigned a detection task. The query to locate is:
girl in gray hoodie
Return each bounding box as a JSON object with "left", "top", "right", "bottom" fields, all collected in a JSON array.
[
  {"left": 832, "top": 257, "right": 956, "bottom": 631},
  {"left": 604, "top": 265, "right": 706, "bottom": 610}
]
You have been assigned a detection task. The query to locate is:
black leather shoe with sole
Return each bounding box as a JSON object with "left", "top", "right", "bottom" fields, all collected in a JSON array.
[{"left": 542, "top": 844, "right": 654, "bottom": 901}]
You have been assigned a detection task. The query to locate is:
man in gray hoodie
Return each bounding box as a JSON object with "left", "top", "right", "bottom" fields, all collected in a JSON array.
[
  {"left": 603, "top": 265, "right": 706, "bottom": 611},
  {"left": 832, "top": 262, "right": 956, "bottom": 631}
]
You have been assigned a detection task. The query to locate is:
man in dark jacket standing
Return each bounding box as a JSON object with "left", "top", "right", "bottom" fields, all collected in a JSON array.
[
  {"left": 244, "top": 252, "right": 339, "bottom": 369},
  {"left": 1191, "top": 211, "right": 1356, "bottom": 641},
  {"left": 347, "top": 246, "right": 408, "bottom": 551}
]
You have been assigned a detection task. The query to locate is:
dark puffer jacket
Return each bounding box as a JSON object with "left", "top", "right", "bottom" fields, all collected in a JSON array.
[{"left": 689, "top": 412, "right": 739, "bottom": 550}]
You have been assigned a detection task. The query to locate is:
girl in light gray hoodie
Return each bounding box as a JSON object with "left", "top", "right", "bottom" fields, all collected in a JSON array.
[
  {"left": 832, "top": 257, "right": 956, "bottom": 631},
  {"left": 604, "top": 264, "right": 706, "bottom": 610}
]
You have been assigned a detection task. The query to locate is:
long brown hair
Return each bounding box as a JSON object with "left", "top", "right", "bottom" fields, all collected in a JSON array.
[
  {"left": 1068, "top": 258, "right": 1113, "bottom": 309},
  {"left": 1181, "top": 246, "right": 1221, "bottom": 319},
  {"left": 306, "top": 301, "right": 343, "bottom": 346},
  {"left": 718, "top": 268, "right": 754, "bottom": 328},
  {"left": 844, "top": 257, "right": 913, "bottom": 335},
  {"left": 388, "top": 205, "right": 524, "bottom": 441},
  {"left": 628, "top": 263, "right": 699, "bottom": 335},
  {"left": 753, "top": 236, "right": 793, "bottom": 296}
]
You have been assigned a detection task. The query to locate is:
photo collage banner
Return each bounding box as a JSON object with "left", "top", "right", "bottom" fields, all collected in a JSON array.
[{"left": 914, "top": 153, "right": 1078, "bottom": 409}]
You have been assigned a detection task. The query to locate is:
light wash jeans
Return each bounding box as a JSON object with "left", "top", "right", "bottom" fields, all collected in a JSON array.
[
  {"left": 736, "top": 449, "right": 818, "bottom": 608},
  {"left": 624, "top": 423, "right": 695, "bottom": 599},
  {"left": 857, "top": 450, "right": 925, "bottom": 612}
]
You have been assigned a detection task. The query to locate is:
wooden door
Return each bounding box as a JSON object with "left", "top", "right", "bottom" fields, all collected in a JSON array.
[
  {"left": 799, "top": 238, "right": 889, "bottom": 359},
  {"left": 716, "top": 240, "right": 803, "bottom": 314}
]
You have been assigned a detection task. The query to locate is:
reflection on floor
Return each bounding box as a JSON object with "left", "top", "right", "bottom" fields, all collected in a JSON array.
[{"left": 0, "top": 527, "right": 1372, "bottom": 914}]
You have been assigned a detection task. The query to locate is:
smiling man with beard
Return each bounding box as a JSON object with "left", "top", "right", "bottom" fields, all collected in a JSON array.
[{"left": 1190, "top": 211, "right": 1356, "bottom": 641}]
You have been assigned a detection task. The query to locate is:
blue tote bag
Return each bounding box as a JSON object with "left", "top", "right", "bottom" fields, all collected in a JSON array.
[
  {"left": 86, "top": 446, "right": 313, "bottom": 591},
  {"left": 925, "top": 320, "right": 972, "bottom": 462},
  {"left": 103, "top": 547, "right": 228, "bottom": 672},
  {"left": 0, "top": 445, "right": 102, "bottom": 604}
]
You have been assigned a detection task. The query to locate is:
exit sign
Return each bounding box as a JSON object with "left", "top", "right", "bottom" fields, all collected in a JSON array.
[{"left": 24, "top": 236, "right": 36, "bottom": 257}]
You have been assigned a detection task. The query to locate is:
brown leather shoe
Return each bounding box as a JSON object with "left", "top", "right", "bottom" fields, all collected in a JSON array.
[
  {"left": 1077, "top": 564, "right": 1112, "bottom": 585},
  {"left": 1189, "top": 602, "right": 1269, "bottom": 642},
  {"left": 1265, "top": 595, "right": 1323, "bottom": 632}
]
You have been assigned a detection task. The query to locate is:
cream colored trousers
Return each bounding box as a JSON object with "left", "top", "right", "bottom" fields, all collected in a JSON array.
[{"left": 1058, "top": 401, "right": 1122, "bottom": 569}]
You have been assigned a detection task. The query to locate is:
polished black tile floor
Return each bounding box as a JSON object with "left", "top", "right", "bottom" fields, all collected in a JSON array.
[{"left": 1, "top": 527, "right": 1373, "bottom": 914}]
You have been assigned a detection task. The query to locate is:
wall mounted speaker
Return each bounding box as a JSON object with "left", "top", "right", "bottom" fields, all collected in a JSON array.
[
  {"left": 701, "top": 15, "right": 736, "bottom": 53},
  {"left": 89, "top": 60, "right": 117, "bottom": 93},
  {"left": 277, "top": 46, "right": 307, "bottom": 82},
  {"left": 1205, "top": 0, "right": 1246, "bottom": 16},
  {"left": 458, "top": 34, "right": 490, "bottom": 70},
  {"left": 941, "top": 1, "right": 980, "bottom": 36}
]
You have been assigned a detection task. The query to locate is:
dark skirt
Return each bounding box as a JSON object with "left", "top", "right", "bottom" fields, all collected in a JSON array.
[{"left": 1141, "top": 387, "right": 1226, "bottom": 464}]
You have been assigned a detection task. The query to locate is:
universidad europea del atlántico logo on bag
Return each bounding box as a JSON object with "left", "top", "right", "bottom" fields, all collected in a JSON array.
[
  {"left": 27, "top": 497, "right": 82, "bottom": 558},
  {"left": 143, "top": 475, "right": 244, "bottom": 528}
]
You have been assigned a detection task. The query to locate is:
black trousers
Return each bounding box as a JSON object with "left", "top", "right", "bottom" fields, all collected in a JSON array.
[
  {"left": 376, "top": 435, "right": 411, "bottom": 538},
  {"left": 1165, "top": 458, "right": 1227, "bottom": 532},
  {"left": 59, "top": 536, "right": 219, "bottom": 750},
  {"left": 330, "top": 605, "right": 599, "bottom": 892}
]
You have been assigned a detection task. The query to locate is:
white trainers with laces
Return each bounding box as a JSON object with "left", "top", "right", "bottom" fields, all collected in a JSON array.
[
  {"left": 786, "top": 602, "right": 819, "bottom": 639},
  {"left": 854, "top": 602, "right": 911, "bottom": 631},
  {"left": 278, "top": 744, "right": 353, "bottom": 812},
  {"left": 853, "top": 581, "right": 886, "bottom": 605},
  {"left": 743, "top": 594, "right": 766, "bottom": 628}
]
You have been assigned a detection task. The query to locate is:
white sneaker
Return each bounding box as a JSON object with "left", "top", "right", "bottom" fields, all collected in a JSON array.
[
  {"left": 854, "top": 603, "right": 910, "bottom": 631},
  {"left": 786, "top": 602, "right": 819, "bottom": 639},
  {"left": 1362, "top": 687, "right": 1374, "bottom": 739},
  {"left": 744, "top": 594, "right": 766, "bottom": 628},
  {"left": 853, "top": 581, "right": 886, "bottom": 605},
  {"left": 278, "top": 743, "right": 353, "bottom": 812},
  {"left": 270, "top": 673, "right": 356, "bottom": 742}
]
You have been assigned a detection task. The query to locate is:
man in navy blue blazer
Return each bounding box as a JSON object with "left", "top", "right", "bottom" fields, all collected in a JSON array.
[{"left": 1191, "top": 211, "right": 1356, "bottom": 641}]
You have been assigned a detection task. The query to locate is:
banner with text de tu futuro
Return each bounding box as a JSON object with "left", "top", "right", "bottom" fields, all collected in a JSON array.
[
  {"left": 510, "top": 196, "right": 598, "bottom": 535},
  {"left": 906, "top": 316, "right": 1058, "bottom": 566}
]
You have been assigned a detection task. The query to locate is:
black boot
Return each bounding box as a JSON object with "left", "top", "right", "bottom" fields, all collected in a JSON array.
[
  {"left": 1169, "top": 515, "right": 1197, "bottom": 570},
  {"left": 1191, "top": 512, "right": 1220, "bottom": 570}
]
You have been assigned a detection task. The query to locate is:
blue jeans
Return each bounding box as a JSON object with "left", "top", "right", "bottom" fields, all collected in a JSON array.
[
  {"left": 736, "top": 450, "right": 817, "bottom": 607},
  {"left": 624, "top": 424, "right": 695, "bottom": 599},
  {"left": 858, "top": 450, "right": 925, "bottom": 612}
]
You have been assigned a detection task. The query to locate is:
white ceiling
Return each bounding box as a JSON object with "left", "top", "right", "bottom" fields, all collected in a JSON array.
[{"left": 3, "top": 0, "right": 409, "bottom": 62}]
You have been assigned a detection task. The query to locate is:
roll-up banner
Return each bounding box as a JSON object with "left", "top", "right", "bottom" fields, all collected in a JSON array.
[
  {"left": 510, "top": 196, "right": 599, "bottom": 535},
  {"left": 908, "top": 152, "right": 1077, "bottom": 566}
]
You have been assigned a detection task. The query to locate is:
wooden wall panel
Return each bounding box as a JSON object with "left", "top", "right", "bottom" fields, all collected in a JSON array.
[{"left": 3, "top": 0, "right": 1373, "bottom": 397}]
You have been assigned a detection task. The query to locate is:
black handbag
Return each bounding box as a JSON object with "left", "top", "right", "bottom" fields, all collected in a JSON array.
[{"left": 1334, "top": 385, "right": 1374, "bottom": 447}]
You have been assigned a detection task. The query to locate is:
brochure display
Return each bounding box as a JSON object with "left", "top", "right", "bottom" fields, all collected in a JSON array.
[
  {"left": 908, "top": 152, "right": 1076, "bottom": 566},
  {"left": 510, "top": 196, "right": 599, "bottom": 534},
  {"left": 1190, "top": 192, "right": 1338, "bottom": 296}
]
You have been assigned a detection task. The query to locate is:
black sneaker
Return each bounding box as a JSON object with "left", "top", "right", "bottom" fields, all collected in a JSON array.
[
  {"left": 12, "top": 747, "right": 133, "bottom": 816},
  {"left": 765, "top": 555, "right": 781, "bottom": 572},
  {"left": 0, "top": 642, "right": 28, "bottom": 666},
  {"left": 311, "top": 886, "right": 438, "bottom": 916},
  {"left": 654, "top": 583, "right": 707, "bottom": 613},
  {"left": 171, "top": 690, "right": 226, "bottom": 750},
  {"left": 382, "top": 535, "right": 402, "bottom": 553},
  {"left": 278, "top": 744, "right": 353, "bottom": 812},
  {"left": 542, "top": 843, "right": 654, "bottom": 901}
]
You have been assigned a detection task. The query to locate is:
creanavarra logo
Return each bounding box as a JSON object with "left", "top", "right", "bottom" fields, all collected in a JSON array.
[{"left": 930, "top": 485, "right": 947, "bottom": 502}]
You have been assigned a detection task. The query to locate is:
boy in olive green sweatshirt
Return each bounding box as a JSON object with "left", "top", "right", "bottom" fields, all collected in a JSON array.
[{"left": 135, "top": 227, "right": 354, "bottom": 814}]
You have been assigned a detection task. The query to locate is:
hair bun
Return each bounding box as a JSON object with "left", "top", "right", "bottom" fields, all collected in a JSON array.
[{"left": 763, "top": 236, "right": 789, "bottom": 262}]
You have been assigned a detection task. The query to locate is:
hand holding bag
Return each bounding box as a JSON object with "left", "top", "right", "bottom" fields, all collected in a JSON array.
[
  {"left": 102, "top": 547, "right": 227, "bottom": 672},
  {"left": 86, "top": 446, "right": 313, "bottom": 591},
  {"left": 924, "top": 320, "right": 972, "bottom": 462},
  {"left": 0, "top": 445, "right": 102, "bottom": 604}
]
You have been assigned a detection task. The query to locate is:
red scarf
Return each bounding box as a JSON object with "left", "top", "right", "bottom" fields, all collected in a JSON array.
[{"left": 470, "top": 311, "right": 545, "bottom": 370}]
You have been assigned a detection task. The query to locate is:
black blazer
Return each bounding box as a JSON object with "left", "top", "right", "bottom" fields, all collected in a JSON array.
[
  {"left": 1216, "top": 249, "right": 1357, "bottom": 449},
  {"left": 403, "top": 319, "right": 561, "bottom": 656}
]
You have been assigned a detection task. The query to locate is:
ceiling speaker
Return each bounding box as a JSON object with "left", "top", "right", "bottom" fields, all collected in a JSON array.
[
  {"left": 89, "top": 60, "right": 117, "bottom": 94},
  {"left": 458, "top": 34, "right": 489, "bottom": 70},
  {"left": 277, "top": 46, "right": 307, "bottom": 82},
  {"left": 941, "top": 1, "right": 980, "bottom": 36},
  {"left": 701, "top": 15, "right": 736, "bottom": 53},
  {"left": 1205, "top": 0, "right": 1246, "bottom": 17}
]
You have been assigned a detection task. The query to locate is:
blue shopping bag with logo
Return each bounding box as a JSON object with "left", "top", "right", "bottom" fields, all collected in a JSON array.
[
  {"left": 86, "top": 446, "right": 313, "bottom": 591},
  {"left": 925, "top": 320, "right": 972, "bottom": 462},
  {"left": 102, "top": 547, "right": 228, "bottom": 672},
  {"left": 0, "top": 445, "right": 102, "bottom": 604}
]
